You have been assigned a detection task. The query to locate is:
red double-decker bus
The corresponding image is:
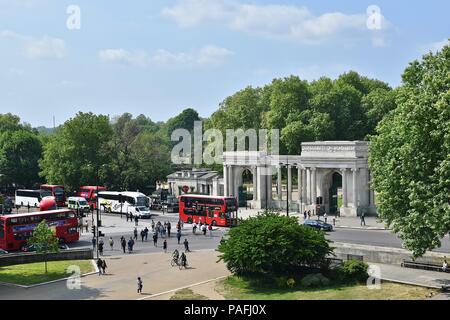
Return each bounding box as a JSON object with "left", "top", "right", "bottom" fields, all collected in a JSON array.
[
  {"left": 178, "top": 195, "right": 238, "bottom": 227},
  {"left": 76, "top": 186, "right": 106, "bottom": 210},
  {"left": 41, "top": 185, "right": 66, "bottom": 207},
  {"left": 0, "top": 209, "right": 79, "bottom": 251}
]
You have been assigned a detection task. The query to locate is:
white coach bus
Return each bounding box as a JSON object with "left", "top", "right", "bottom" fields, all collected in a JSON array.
[
  {"left": 98, "top": 191, "right": 151, "bottom": 218},
  {"left": 15, "top": 189, "right": 52, "bottom": 207}
]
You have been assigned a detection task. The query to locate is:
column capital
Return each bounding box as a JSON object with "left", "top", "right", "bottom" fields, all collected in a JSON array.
[
  {"left": 310, "top": 167, "right": 317, "bottom": 171},
  {"left": 340, "top": 168, "right": 348, "bottom": 173},
  {"left": 351, "top": 167, "right": 359, "bottom": 172}
]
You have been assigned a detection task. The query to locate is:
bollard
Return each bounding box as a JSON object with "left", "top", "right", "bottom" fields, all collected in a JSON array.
[{"left": 333, "top": 218, "right": 336, "bottom": 226}]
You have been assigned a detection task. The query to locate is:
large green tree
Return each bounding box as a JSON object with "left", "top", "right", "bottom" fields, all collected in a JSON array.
[
  {"left": 369, "top": 44, "right": 450, "bottom": 257},
  {"left": 39, "top": 112, "right": 113, "bottom": 191},
  {"left": 28, "top": 220, "right": 59, "bottom": 274}
]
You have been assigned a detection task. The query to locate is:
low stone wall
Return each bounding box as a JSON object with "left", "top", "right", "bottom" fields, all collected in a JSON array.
[
  {"left": 0, "top": 248, "right": 93, "bottom": 267},
  {"left": 332, "top": 242, "right": 447, "bottom": 265}
]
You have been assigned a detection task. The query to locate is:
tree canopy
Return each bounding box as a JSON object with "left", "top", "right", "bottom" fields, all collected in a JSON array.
[{"left": 369, "top": 43, "right": 450, "bottom": 258}]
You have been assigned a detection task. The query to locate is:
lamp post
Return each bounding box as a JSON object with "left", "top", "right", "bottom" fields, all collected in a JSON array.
[{"left": 279, "top": 159, "right": 289, "bottom": 217}]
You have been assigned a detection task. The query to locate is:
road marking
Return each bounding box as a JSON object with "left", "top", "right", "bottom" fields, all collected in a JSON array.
[{"left": 137, "top": 275, "right": 229, "bottom": 300}]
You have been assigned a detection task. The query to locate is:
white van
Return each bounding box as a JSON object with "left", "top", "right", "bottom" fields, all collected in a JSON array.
[{"left": 67, "top": 197, "right": 90, "bottom": 215}]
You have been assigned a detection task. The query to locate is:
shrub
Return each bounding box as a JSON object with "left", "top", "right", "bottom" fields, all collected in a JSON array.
[
  {"left": 286, "top": 278, "right": 296, "bottom": 288},
  {"left": 300, "top": 273, "right": 330, "bottom": 288},
  {"left": 339, "top": 259, "right": 369, "bottom": 283},
  {"left": 217, "top": 212, "right": 333, "bottom": 276}
]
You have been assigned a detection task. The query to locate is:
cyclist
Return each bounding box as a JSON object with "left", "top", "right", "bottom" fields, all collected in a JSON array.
[{"left": 172, "top": 249, "right": 180, "bottom": 264}]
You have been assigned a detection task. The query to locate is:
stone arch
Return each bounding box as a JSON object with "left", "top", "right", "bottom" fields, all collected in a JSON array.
[{"left": 319, "top": 169, "right": 343, "bottom": 215}]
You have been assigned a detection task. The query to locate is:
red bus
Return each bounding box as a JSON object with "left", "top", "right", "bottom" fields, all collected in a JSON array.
[
  {"left": 0, "top": 209, "right": 79, "bottom": 251},
  {"left": 178, "top": 195, "right": 238, "bottom": 227},
  {"left": 76, "top": 186, "right": 106, "bottom": 210},
  {"left": 41, "top": 185, "right": 66, "bottom": 207}
]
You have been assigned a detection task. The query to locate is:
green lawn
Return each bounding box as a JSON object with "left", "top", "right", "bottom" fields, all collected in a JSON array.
[
  {"left": 0, "top": 260, "right": 94, "bottom": 286},
  {"left": 216, "top": 276, "right": 436, "bottom": 300},
  {"left": 170, "top": 288, "right": 209, "bottom": 300}
]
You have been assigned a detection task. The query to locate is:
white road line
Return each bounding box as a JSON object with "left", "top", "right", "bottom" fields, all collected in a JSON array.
[{"left": 137, "top": 275, "right": 229, "bottom": 300}]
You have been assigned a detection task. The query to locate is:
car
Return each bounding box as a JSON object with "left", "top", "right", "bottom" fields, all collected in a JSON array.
[
  {"left": 0, "top": 249, "right": 8, "bottom": 255},
  {"left": 21, "top": 243, "right": 69, "bottom": 252},
  {"left": 303, "top": 219, "right": 333, "bottom": 231}
]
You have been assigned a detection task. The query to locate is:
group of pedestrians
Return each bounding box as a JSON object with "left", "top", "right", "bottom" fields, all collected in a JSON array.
[
  {"left": 96, "top": 258, "right": 108, "bottom": 275},
  {"left": 126, "top": 212, "right": 140, "bottom": 226},
  {"left": 303, "top": 210, "right": 312, "bottom": 220},
  {"left": 191, "top": 221, "right": 213, "bottom": 237}
]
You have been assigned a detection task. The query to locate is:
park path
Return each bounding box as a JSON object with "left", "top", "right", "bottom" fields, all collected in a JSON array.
[{"left": 0, "top": 250, "right": 230, "bottom": 300}]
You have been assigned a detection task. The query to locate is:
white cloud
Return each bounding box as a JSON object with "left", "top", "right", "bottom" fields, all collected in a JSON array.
[
  {"left": 98, "top": 45, "right": 233, "bottom": 68},
  {"left": 162, "top": 0, "right": 391, "bottom": 45},
  {"left": 0, "top": 30, "right": 66, "bottom": 59}
]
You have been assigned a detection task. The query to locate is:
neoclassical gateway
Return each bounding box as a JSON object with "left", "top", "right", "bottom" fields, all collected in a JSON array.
[{"left": 167, "top": 141, "right": 377, "bottom": 217}]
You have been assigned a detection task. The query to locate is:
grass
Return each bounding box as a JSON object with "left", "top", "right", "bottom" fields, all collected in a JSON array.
[
  {"left": 0, "top": 260, "right": 94, "bottom": 286},
  {"left": 170, "top": 288, "right": 209, "bottom": 300},
  {"left": 216, "top": 276, "right": 436, "bottom": 300}
]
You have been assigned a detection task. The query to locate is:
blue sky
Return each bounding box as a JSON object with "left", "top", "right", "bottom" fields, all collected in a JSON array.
[{"left": 0, "top": 0, "right": 448, "bottom": 127}]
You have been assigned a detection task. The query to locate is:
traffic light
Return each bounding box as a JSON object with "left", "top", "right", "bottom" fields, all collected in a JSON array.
[
  {"left": 98, "top": 231, "right": 105, "bottom": 237},
  {"left": 91, "top": 225, "right": 96, "bottom": 234}
]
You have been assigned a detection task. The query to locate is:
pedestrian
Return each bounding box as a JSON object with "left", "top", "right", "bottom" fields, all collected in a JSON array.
[
  {"left": 133, "top": 227, "right": 138, "bottom": 240},
  {"left": 167, "top": 222, "right": 171, "bottom": 237},
  {"left": 162, "top": 226, "right": 166, "bottom": 238},
  {"left": 443, "top": 257, "right": 448, "bottom": 272},
  {"left": 126, "top": 212, "right": 129, "bottom": 222},
  {"left": 307, "top": 210, "right": 311, "bottom": 219},
  {"left": 151, "top": 219, "right": 155, "bottom": 232},
  {"left": 324, "top": 212, "right": 328, "bottom": 223},
  {"left": 135, "top": 216, "right": 139, "bottom": 226},
  {"left": 101, "top": 259, "right": 107, "bottom": 274},
  {"left": 163, "top": 240, "right": 167, "bottom": 253},
  {"left": 144, "top": 227, "right": 149, "bottom": 241},
  {"left": 137, "top": 277, "right": 143, "bottom": 294},
  {"left": 98, "top": 240, "right": 104, "bottom": 256},
  {"left": 153, "top": 232, "right": 158, "bottom": 247},
  {"left": 176, "top": 229, "right": 181, "bottom": 244},
  {"left": 208, "top": 224, "right": 213, "bottom": 237},
  {"left": 121, "top": 237, "right": 126, "bottom": 253},
  {"left": 85, "top": 223, "right": 89, "bottom": 233},
  {"left": 192, "top": 222, "right": 197, "bottom": 234},
  {"left": 128, "top": 237, "right": 134, "bottom": 253},
  {"left": 303, "top": 210, "right": 307, "bottom": 220},
  {"left": 92, "top": 237, "right": 97, "bottom": 250},
  {"left": 108, "top": 237, "right": 114, "bottom": 251},
  {"left": 97, "top": 258, "right": 103, "bottom": 275},
  {"left": 360, "top": 211, "right": 366, "bottom": 226},
  {"left": 141, "top": 230, "right": 145, "bottom": 242},
  {"left": 202, "top": 224, "right": 207, "bottom": 236},
  {"left": 183, "top": 238, "right": 190, "bottom": 252}
]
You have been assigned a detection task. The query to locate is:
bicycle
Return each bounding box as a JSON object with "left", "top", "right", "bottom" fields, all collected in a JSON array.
[
  {"left": 170, "top": 256, "right": 180, "bottom": 267},
  {"left": 179, "top": 258, "right": 188, "bottom": 270}
]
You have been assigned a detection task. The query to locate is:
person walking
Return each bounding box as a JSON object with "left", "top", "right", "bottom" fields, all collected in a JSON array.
[
  {"left": 144, "top": 227, "right": 149, "bottom": 241},
  {"left": 109, "top": 237, "right": 114, "bottom": 251},
  {"left": 121, "top": 237, "right": 126, "bottom": 253},
  {"left": 135, "top": 216, "right": 139, "bottom": 227},
  {"left": 151, "top": 219, "right": 155, "bottom": 232},
  {"left": 183, "top": 238, "right": 190, "bottom": 252},
  {"left": 141, "top": 230, "right": 145, "bottom": 242},
  {"left": 137, "top": 277, "right": 143, "bottom": 294},
  {"left": 208, "top": 224, "right": 213, "bottom": 237},
  {"left": 163, "top": 240, "right": 167, "bottom": 253},
  {"left": 303, "top": 210, "right": 307, "bottom": 220},
  {"left": 360, "top": 211, "right": 366, "bottom": 226},
  {"left": 101, "top": 259, "right": 107, "bottom": 274},
  {"left": 126, "top": 212, "right": 129, "bottom": 222},
  {"left": 85, "top": 222, "right": 89, "bottom": 233},
  {"left": 176, "top": 229, "right": 182, "bottom": 244},
  {"left": 192, "top": 222, "right": 197, "bottom": 234},
  {"left": 96, "top": 258, "right": 103, "bottom": 276},
  {"left": 128, "top": 237, "right": 134, "bottom": 253},
  {"left": 98, "top": 239, "right": 104, "bottom": 256},
  {"left": 307, "top": 210, "right": 311, "bottom": 219},
  {"left": 167, "top": 222, "right": 171, "bottom": 237},
  {"left": 202, "top": 224, "right": 207, "bottom": 236},
  {"left": 323, "top": 212, "right": 328, "bottom": 223},
  {"left": 92, "top": 237, "right": 97, "bottom": 250},
  {"left": 443, "top": 257, "right": 448, "bottom": 272},
  {"left": 153, "top": 232, "right": 158, "bottom": 247},
  {"left": 133, "top": 227, "right": 138, "bottom": 240}
]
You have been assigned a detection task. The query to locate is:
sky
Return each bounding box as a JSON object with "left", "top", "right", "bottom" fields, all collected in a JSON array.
[{"left": 0, "top": 0, "right": 448, "bottom": 128}]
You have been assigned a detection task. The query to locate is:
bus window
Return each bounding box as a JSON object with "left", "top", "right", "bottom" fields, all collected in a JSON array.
[{"left": 0, "top": 220, "right": 4, "bottom": 239}]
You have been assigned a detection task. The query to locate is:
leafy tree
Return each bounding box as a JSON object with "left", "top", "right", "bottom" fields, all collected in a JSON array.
[
  {"left": 0, "top": 129, "right": 42, "bottom": 188},
  {"left": 0, "top": 113, "right": 23, "bottom": 132},
  {"left": 369, "top": 44, "right": 450, "bottom": 258},
  {"left": 165, "top": 108, "right": 200, "bottom": 136},
  {"left": 39, "top": 112, "right": 113, "bottom": 191},
  {"left": 362, "top": 88, "right": 397, "bottom": 136},
  {"left": 217, "top": 212, "right": 333, "bottom": 276},
  {"left": 28, "top": 220, "right": 60, "bottom": 273}
]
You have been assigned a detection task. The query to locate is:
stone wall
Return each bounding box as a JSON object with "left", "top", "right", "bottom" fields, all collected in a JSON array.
[{"left": 0, "top": 248, "right": 93, "bottom": 267}]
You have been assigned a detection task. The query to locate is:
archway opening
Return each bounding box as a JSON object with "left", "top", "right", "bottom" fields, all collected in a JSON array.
[
  {"left": 329, "top": 172, "right": 342, "bottom": 215},
  {"left": 240, "top": 168, "right": 254, "bottom": 207}
]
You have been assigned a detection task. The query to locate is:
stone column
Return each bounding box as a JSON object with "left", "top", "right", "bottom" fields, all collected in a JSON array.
[
  {"left": 252, "top": 166, "right": 257, "bottom": 201},
  {"left": 352, "top": 168, "right": 358, "bottom": 207},
  {"left": 311, "top": 167, "right": 317, "bottom": 206},
  {"left": 266, "top": 167, "right": 273, "bottom": 202},
  {"left": 306, "top": 168, "right": 311, "bottom": 205},
  {"left": 287, "top": 165, "right": 292, "bottom": 201},
  {"left": 223, "top": 165, "right": 228, "bottom": 196},
  {"left": 297, "top": 166, "right": 302, "bottom": 202},
  {"left": 228, "top": 166, "right": 234, "bottom": 196},
  {"left": 277, "top": 166, "right": 282, "bottom": 200},
  {"left": 302, "top": 169, "right": 307, "bottom": 206},
  {"left": 341, "top": 168, "right": 348, "bottom": 207}
]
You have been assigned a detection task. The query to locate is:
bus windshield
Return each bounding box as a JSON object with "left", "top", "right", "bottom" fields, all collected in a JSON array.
[
  {"left": 136, "top": 197, "right": 149, "bottom": 207},
  {"left": 40, "top": 190, "right": 52, "bottom": 198}
]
